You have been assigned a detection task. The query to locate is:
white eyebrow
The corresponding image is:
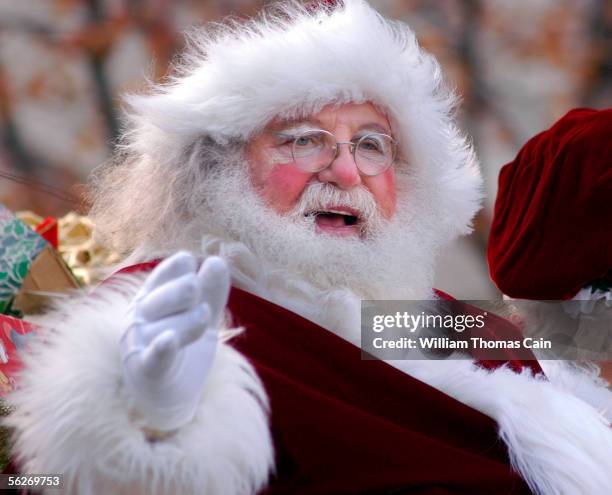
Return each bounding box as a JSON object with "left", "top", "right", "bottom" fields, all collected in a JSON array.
[
  {"left": 357, "top": 123, "right": 392, "bottom": 135},
  {"left": 276, "top": 122, "right": 322, "bottom": 135},
  {"left": 272, "top": 119, "right": 392, "bottom": 136},
  {"left": 272, "top": 117, "right": 321, "bottom": 129}
]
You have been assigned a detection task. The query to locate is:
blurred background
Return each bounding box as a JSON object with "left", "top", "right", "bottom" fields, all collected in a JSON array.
[{"left": 0, "top": 0, "right": 610, "bottom": 297}]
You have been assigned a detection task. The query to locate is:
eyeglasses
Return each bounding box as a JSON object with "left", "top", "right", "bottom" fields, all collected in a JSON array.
[{"left": 274, "top": 129, "right": 398, "bottom": 176}]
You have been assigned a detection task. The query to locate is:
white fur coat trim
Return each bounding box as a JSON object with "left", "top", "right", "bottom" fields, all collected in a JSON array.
[
  {"left": 539, "top": 360, "right": 612, "bottom": 422},
  {"left": 4, "top": 275, "right": 274, "bottom": 495}
]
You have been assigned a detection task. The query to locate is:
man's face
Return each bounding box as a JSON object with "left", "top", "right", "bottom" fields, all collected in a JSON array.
[
  {"left": 191, "top": 101, "right": 435, "bottom": 300},
  {"left": 246, "top": 102, "right": 397, "bottom": 238}
]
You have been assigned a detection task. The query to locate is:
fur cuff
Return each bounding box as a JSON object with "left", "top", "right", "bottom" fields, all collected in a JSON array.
[{"left": 3, "top": 275, "right": 274, "bottom": 495}]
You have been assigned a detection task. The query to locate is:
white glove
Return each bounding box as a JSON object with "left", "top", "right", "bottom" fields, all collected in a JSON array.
[{"left": 120, "top": 251, "right": 230, "bottom": 432}]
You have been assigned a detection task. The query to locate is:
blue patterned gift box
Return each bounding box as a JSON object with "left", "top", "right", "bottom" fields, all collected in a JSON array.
[{"left": 0, "top": 205, "right": 49, "bottom": 314}]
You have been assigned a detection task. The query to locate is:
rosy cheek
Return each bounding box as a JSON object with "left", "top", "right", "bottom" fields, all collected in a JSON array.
[
  {"left": 260, "top": 165, "right": 312, "bottom": 213},
  {"left": 369, "top": 169, "right": 396, "bottom": 219}
]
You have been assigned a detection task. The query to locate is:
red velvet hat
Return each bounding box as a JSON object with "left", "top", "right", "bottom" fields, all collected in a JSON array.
[{"left": 488, "top": 108, "right": 612, "bottom": 300}]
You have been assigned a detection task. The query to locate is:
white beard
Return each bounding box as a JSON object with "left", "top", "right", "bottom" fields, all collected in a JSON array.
[{"left": 193, "top": 151, "right": 434, "bottom": 296}]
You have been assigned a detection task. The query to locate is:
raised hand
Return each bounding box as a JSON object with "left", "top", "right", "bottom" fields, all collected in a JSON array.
[{"left": 120, "top": 251, "right": 230, "bottom": 432}]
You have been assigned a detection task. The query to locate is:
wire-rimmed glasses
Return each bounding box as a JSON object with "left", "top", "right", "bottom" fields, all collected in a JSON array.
[{"left": 275, "top": 129, "right": 398, "bottom": 176}]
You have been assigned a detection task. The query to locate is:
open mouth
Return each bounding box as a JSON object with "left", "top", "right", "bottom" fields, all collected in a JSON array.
[{"left": 306, "top": 207, "right": 362, "bottom": 237}]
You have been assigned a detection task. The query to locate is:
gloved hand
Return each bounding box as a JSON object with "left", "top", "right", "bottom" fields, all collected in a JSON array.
[{"left": 120, "top": 251, "right": 230, "bottom": 432}]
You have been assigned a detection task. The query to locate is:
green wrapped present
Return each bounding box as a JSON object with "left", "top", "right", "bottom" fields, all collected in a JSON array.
[{"left": 0, "top": 205, "right": 49, "bottom": 315}]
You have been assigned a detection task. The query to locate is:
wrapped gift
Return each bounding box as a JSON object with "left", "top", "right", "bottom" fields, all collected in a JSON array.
[
  {"left": 0, "top": 314, "right": 37, "bottom": 396},
  {"left": 18, "top": 211, "right": 120, "bottom": 287},
  {"left": 0, "top": 205, "right": 78, "bottom": 315}
]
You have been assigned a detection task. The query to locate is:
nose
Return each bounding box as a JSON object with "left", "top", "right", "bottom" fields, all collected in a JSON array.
[{"left": 316, "top": 143, "right": 361, "bottom": 190}]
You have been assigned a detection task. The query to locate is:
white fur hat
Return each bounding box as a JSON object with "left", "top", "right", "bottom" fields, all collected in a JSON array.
[{"left": 124, "top": 0, "right": 482, "bottom": 242}]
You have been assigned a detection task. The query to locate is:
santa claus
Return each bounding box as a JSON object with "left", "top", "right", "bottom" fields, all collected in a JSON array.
[{"left": 4, "top": 1, "right": 611, "bottom": 494}]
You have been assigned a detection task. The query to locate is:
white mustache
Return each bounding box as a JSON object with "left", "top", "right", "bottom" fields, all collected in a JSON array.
[{"left": 287, "top": 182, "right": 384, "bottom": 234}]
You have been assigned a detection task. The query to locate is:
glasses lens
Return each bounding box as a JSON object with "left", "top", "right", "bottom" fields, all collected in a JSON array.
[
  {"left": 355, "top": 133, "right": 396, "bottom": 175},
  {"left": 293, "top": 130, "right": 335, "bottom": 172}
]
